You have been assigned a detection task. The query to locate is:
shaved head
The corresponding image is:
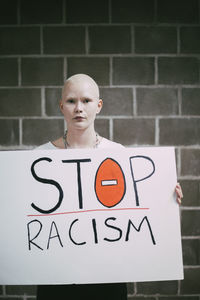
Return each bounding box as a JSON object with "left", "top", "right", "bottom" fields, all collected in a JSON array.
[
  {"left": 59, "top": 73, "right": 103, "bottom": 134},
  {"left": 62, "top": 74, "right": 100, "bottom": 100}
]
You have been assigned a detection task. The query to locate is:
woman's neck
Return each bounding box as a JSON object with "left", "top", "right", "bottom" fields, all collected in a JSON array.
[{"left": 65, "top": 127, "right": 99, "bottom": 149}]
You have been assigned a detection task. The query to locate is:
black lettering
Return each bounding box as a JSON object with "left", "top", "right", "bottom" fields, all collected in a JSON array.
[
  {"left": 31, "top": 157, "right": 64, "bottom": 214},
  {"left": 27, "top": 219, "right": 43, "bottom": 250},
  {"left": 125, "top": 216, "right": 156, "bottom": 245},
  {"left": 62, "top": 159, "right": 91, "bottom": 209},
  {"left": 47, "top": 221, "right": 63, "bottom": 249},
  {"left": 104, "top": 217, "right": 122, "bottom": 242},
  {"left": 92, "top": 218, "right": 98, "bottom": 244},
  {"left": 69, "top": 219, "right": 86, "bottom": 245},
  {"left": 129, "top": 155, "right": 155, "bottom": 206}
]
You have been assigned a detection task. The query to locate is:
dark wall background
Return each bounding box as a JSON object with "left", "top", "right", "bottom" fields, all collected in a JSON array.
[{"left": 0, "top": 0, "right": 200, "bottom": 299}]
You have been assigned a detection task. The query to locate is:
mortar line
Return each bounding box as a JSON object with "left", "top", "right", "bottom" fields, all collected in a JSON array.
[
  {"left": 18, "top": 57, "right": 21, "bottom": 86},
  {"left": 133, "top": 87, "right": 137, "bottom": 116},
  {"left": 19, "top": 118, "right": 22, "bottom": 146},
  {"left": 177, "top": 280, "right": 181, "bottom": 295},
  {"left": 109, "top": 57, "right": 113, "bottom": 86},
  {"left": 109, "top": 118, "right": 113, "bottom": 140},
  {"left": 178, "top": 87, "right": 182, "bottom": 115},
  {"left": 41, "top": 87, "right": 46, "bottom": 117},
  {"left": 154, "top": 56, "right": 158, "bottom": 85},
  {"left": 177, "top": 147, "right": 181, "bottom": 178},
  {"left": 1, "top": 53, "right": 200, "bottom": 58},
  {"left": 2, "top": 284, "right": 6, "bottom": 296},
  {"left": 0, "top": 22, "right": 200, "bottom": 27},
  {"left": 155, "top": 117, "right": 159, "bottom": 146}
]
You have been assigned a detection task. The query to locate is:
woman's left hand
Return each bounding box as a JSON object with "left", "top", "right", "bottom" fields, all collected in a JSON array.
[{"left": 175, "top": 182, "right": 183, "bottom": 204}]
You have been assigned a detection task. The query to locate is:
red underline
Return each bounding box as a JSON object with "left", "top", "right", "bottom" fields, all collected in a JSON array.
[{"left": 27, "top": 207, "right": 150, "bottom": 217}]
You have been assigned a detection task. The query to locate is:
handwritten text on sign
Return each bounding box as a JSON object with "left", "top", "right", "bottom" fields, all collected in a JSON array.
[{"left": 0, "top": 147, "right": 183, "bottom": 284}]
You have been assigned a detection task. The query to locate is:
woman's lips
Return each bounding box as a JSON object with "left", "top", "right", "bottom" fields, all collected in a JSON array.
[{"left": 74, "top": 116, "right": 85, "bottom": 121}]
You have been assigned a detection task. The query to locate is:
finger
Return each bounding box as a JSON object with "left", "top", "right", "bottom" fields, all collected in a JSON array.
[
  {"left": 175, "top": 187, "right": 182, "bottom": 198},
  {"left": 176, "top": 196, "right": 182, "bottom": 204},
  {"left": 176, "top": 183, "right": 183, "bottom": 198}
]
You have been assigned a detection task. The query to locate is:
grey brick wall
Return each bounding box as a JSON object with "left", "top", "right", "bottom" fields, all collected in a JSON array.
[{"left": 0, "top": 0, "right": 199, "bottom": 299}]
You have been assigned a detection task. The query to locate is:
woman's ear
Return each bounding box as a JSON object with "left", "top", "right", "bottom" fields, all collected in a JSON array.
[
  {"left": 59, "top": 99, "right": 64, "bottom": 114},
  {"left": 97, "top": 99, "right": 103, "bottom": 114}
]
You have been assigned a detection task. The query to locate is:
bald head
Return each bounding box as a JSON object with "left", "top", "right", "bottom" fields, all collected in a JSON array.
[
  {"left": 62, "top": 74, "right": 100, "bottom": 100},
  {"left": 60, "top": 74, "right": 103, "bottom": 129}
]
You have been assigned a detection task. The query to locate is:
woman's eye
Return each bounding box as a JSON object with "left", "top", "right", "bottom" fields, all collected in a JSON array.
[
  {"left": 67, "top": 99, "right": 74, "bottom": 104},
  {"left": 84, "top": 99, "right": 90, "bottom": 103}
]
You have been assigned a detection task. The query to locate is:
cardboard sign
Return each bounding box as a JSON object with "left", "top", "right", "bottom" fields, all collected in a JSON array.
[{"left": 0, "top": 147, "right": 183, "bottom": 284}]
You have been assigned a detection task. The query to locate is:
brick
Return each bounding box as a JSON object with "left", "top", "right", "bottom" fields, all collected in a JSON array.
[
  {"left": 181, "top": 210, "right": 200, "bottom": 236},
  {"left": 111, "top": 0, "right": 155, "bottom": 23},
  {"left": 100, "top": 88, "right": 133, "bottom": 116},
  {"left": 113, "top": 119, "right": 155, "bottom": 145},
  {"left": 0, "top": 0, "right": 18, "bottom": 24},
  {"left": 0, "top": 298, "right": 24, "bottom": 300},
  {"left": 129, "top": 297, "right": 155, "bottom": 300},
  {"left": 137, "top": 88, "right": 178, "bottom": 116},
  {"left": 180, "top": 268, "right": 200, "bottom": 294},
  {"left": 67, "top": 57, "right": 110, "bottom": 85},
  {"left": 89, "top": 26, "right": 131, "bottom": 54},
  {"left": 135, "top": 26, "right": 177, "bottom": 54},
  {"left": 157, "top": 0, "right": 199, "bottom": 23},
  {"left": 158, "top": 57, "right": 199, "bottom": 84},
  {"left": 66, "top": 0, "right": 109, "bottom": 23},
  {"left": 136, "top": 280, "right": 178, "bottom": 294},
  {"left": 0, "top": 58, "right": 18, "bottom": 86},
  {"left": 0, "top": 119, "right": 19, "bottom": 146},
  {"left": 126, "top": 282, "right": 134, "bottom": 294},
  {"left": 43, "top": 26, "right": 85, "bottom": 54},
  {"left": 45, "top": 88, "right": 62, "bottom": 116},
  {"left": 20, "top": 0, "right": 63, "bottom": 24},
  {"left": 113, "top": 57, "right": 154, "bottom": 85},
  {"left": 0, "top": 89, "right": 41, "bottom": 116},
  {"left": 181, "top": 149, "right": 200, "bottom": 176},
  {"left": 95, "top": 119, "right": 109, "bottom": 139},
  {"left": 0, "top": 27, "right": 40, "bottom": 55},
  {"left": 159, "top": 118, "right": 200, "bottom": 146},
  {"left": 179, "top": 180, "right": 200, "bottom": 206},
  {"left": 21, "top": 58, "right": 63, "bottom": 86},
  {"left": 182, "top": 239, "right": 200, "bottom": 265},
  {"left": 23, "top": 119, "right": 64, "bottom": 146},
  {"left": 180, "top": 27, "right": 200, "bottom": 54},
  {"left": 182, "top": 88, "right": 200, "bottom": 116},
  {"left": 158, "top": 297, "right": 199, "bottom": 300},
  {"left": 6, "top": 285, "right": 37, "bottom": 296}
]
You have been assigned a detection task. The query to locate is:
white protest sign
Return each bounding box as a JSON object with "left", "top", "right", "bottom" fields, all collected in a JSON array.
[{"left": 0, "top": 147, "right": 183, "bottom": 284}]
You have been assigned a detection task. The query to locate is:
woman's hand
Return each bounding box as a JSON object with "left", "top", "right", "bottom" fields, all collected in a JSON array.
[{"left": 175, "top": 183, "right": 183, "bottom": 204}]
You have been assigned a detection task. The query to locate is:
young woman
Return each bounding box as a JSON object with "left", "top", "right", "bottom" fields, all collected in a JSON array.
[{"left": 36, "top": 73, "right": 183, "bottom": 300}]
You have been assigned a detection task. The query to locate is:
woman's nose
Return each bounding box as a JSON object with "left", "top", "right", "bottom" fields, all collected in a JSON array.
[{"left": 75, "top": 101, "right": 83, "bottom": 112}]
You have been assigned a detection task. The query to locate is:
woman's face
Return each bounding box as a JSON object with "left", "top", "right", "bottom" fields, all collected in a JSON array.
[{"left": 60, "top": 79, "right": 103, "bottom": 131}]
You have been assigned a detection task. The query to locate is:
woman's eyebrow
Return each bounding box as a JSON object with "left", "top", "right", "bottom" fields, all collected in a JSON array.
[{"left": 64, "top": 96, "right": 76, "bottom": 101}]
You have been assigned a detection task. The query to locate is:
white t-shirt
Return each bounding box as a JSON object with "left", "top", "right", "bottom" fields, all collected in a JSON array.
[{"left": 36, "top": 137, "right": 124, "bottom": 150}]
